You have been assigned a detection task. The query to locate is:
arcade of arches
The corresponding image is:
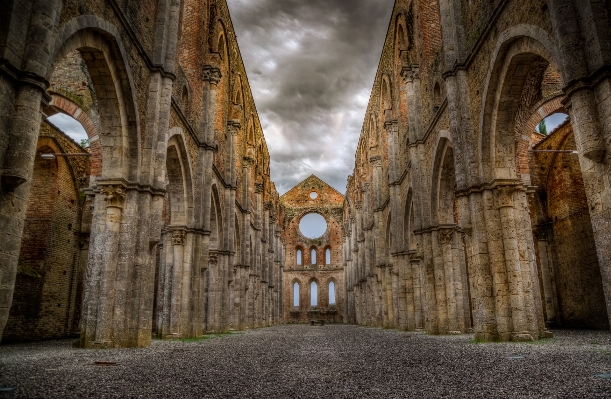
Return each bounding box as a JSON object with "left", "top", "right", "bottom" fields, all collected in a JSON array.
[{"left": 0, "top": 0, "right": 610, "bottom": 347}]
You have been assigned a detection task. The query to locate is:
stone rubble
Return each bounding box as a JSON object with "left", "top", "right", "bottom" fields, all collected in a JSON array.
[{"left": 1, "top": 325, "right": 610, "bottom": 398}]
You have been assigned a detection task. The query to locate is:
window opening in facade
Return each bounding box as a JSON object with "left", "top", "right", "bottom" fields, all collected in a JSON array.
[
  {"left": 293, "top": 282, "right": 300, "bottom": 307},
  {"left": 310, "top": 281, "right": 318, "bottom": 306},
  {"left": 329, "top": 281, "right": 336, "bottom": 305}
]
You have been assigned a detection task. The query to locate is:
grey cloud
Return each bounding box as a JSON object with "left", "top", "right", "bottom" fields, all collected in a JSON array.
[{"left": 227, "top": 0, "right": 394, "bottom": 194}]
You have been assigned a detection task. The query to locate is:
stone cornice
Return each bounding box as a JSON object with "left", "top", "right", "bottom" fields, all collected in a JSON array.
[
  {"left": 408, "top": 99, "right": 448, "bottom": 149},
  {"left": 388, "top": 167, "right": 408, "bottom": 186},
  {"left": 374, "top": 196, "right": 390, "bottom": 212},
  {"left": 95, "top": 178, "right": 166, "bottom": 197},
  {"left": 0, "top": 59, "right": 50, "bottom": 103},
  {"left": 454, "top": 178, "right": 526, "bottom": 198}
]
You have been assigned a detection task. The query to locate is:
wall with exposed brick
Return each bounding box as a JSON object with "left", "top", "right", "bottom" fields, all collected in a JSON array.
[
  {"left": 531, "top": 123, "right": 608, "bottom": 329},
  {"left": 3, "top": 122, "right": 89, "bottom": 342},
  {"left": 281, "top": 175, "right": 345, "bottom": 323}
]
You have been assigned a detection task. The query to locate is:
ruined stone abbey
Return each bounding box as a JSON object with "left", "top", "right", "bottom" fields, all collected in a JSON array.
[{"left": 1, "top": 0, "right": 610, "bottom": 347}]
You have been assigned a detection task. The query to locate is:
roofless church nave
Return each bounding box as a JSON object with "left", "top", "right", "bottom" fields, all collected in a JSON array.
[{"left": 1, "top": 0, "right": 611, "bottom": 350}]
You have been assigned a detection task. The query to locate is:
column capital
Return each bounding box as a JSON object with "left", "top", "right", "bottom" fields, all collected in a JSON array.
[
  {"left": 401, "top": 64, "right": 420, "bottom": 82},
  {"left": 227, "top": 119, "right": 241, "bottom": 133},
  {"left": 384, "top": 118, "right": 398, "bottom": 132},
  {"left": 407, "top": 250, "right": 421, "bottom": 263},
  {"left": 369, "top": 155, "right": 382, "bottom": 167},
  {"left": 100, "top": 184, "right": 126, "bottom": 209},
  {"left": 439, "top": 228, "right": 454, "bottom": 245},
  {"left": 203, "top": 65, "right": 222, "bottom": 85},
  {"left": 494, "top": 185, "right": 517, "bottom": 209},
  {"left": 209, "top": 251, "right": 219, "bottom": 265},
  {"left": 172, "top": 230, "right": 186, "bottom": 246},
  {"left": 242, "top": 156, "right": 254, "bottom": 167},
  {"left": 255, "top": 182, "right": 264, "bottom": 194}
]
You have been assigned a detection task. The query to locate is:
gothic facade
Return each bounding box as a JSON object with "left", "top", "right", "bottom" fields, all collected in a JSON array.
[
  {"left": 281, "top": 175, "right": 345, "bottom": 324},
  {"left": 343, "top": 0, "right": 611, "bottom": 341}
]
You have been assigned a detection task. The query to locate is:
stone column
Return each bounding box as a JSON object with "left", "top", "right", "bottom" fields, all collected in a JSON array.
[
  {"left": 494, "top": 186, "right": 527, "bottom": 338},
  {"left": 166, "top": 229, "right": 185, "bottom": 336},
  {"left": 408, "top": 252, "right": 424, "bottom": 330},
  {"left": 80, "top": 184, "right": 125, "bottom": 347},
  {"left": 534, "top": 226, "right": 558, "bottom": 326},
  {"left": 401, "top": 65, "right": 423, "bottom": 143}
]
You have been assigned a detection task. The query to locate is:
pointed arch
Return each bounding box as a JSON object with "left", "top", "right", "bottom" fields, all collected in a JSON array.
[
  {"left": 368, "top": 114, "right": 378, "bottom": 148},
  {"left": 51, "top": 17, "right": 141, "bottom": 181},
  {"left": 403, "top": 187, "right": 413, "bottom": 249},
  {"left": 167, "top": 128, "right": 195, "bottom": 227},
  {"left": 431, "top": 132, "right": 455, "bottom": 226},
  {"left": 478, "top": 26, "right": 562, "bottom": 182},
  {"left": 291, "top": 278, "right": 302, "bottom": 307},
  {"left": 380, "top": 75, "right": 392, "bottom": 112},
  {"left": 210, "top": 183, "right": 223, "bottom": 250},
  {"left": 309, "top": 278, "right": 319, "bottom": 307},
  {"left": 327, "top": 277, "right": 338, "bottom": 306}
]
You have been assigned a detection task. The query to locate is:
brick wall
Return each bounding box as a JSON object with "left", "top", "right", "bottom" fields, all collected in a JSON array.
[
  {"left": 3, "top": 122, "right": 89, "bottom": 341},
  {"left": 281, "top": 175, "right": 345, "bottom": 323},
  {"left": 531, "top": 124, "right": 608, "bottom": 329}
]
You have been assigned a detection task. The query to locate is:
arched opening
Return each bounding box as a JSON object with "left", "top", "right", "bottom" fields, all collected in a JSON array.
[
  {"left": 209, "top": 185, "right": 223, "bottom": 250},
  {"left": 293, "top": 282, "right": 300, "bottom": 307},
  {"left": 381, "top": 77, "right": 392, "bottom": 112},
  {"left": 437, "top": 145, "right": 456, "bottom": 225},
  {"left": 481, "top": 34, "right": 607, "bottom": 332},
  {"left": 166, "top": 145, "right": 187, "bottom": 226},
  {"left": 310, "top": 281, "right": 318, "bottom": 307},
  {"left": 325, "top": 247, "right": 331, "bottom": 265},
  {"left": 535, "top": 113, "right": 568, "bottom": 135},
  {"left": 310, "top": 248, "right": 317, "bottom": 265},
  {"left": 530, "top": 124, "right": 608, "bottom": 329},
  {"left": 217, "top": 34, "right": 226, "bottom": 59},
  {"left": 431, "top": 135, "right": 471, "bottom": 332},
  {"left": 296, "top": 247, "right": 303, "bottom": 266},
  {"left": 329, "top": 281, "right": 336, "bottom": 305},
  {"left": 368, "top": 115, "right": 378, "bottom": 149},
  {"left": 4, "top": 132, "right": 87, "bottom": 341}
]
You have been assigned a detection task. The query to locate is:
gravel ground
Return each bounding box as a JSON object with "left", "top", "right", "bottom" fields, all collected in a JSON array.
[{"left": 1, "top": 325, "right": 610, "bottom": 398}]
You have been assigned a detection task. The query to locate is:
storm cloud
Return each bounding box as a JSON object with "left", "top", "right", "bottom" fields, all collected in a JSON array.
[{"left": 227, "top": 0, "right": 394, "bottom": 194}]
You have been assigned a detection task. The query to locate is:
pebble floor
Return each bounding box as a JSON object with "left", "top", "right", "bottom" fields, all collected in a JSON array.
[{"left": 1, "top": 325, "right": 610, "bottom": 398}]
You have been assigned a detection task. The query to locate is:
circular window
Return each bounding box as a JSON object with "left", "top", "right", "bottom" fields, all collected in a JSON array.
[
  {"left": 309, "top": 191, "right": 318, "bottom": 199},
  {"left": 299, "top": 213, "right": 327, "bottom": 239}
]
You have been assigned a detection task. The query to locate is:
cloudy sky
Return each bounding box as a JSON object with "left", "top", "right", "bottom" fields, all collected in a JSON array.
[{"left": 227, "top": 0, "right": 395, "bottom": 194}]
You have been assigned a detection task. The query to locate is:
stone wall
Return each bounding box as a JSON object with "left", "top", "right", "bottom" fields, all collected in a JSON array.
[
  {"left": 343, "top": 0, "right": 611, "bottom": 340},
  {"left": 0, "top": 0, "right": 284, "bottom": 346}
]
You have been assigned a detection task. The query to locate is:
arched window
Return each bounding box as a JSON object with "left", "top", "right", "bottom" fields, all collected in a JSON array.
[
  {"left": 325, "top": 248, "right": 331, "bottom": 265},
  {"left": 296, "top": 248, "right": 302, "bottom": 266},
  {"left": 311, "top": 248, "right": 317, "bottom": 265},
  {"left": 217, "top": 34, "right": 226, "bottom": 58},
  {"left": 293, "top": 282, "right": 300, "bottom": 307},
  {"left": 329, "top": 281, "right": 336, "bottom": 305},
  {"left": 310, "top": 281, "right": 318, "bottom": 306}
]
